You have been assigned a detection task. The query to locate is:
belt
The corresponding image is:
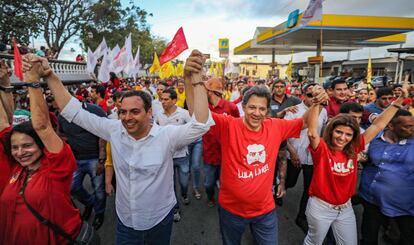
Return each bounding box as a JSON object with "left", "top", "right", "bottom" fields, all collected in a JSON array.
[{"left": 313, "top": 197, "right": 351, "bottom": 211}]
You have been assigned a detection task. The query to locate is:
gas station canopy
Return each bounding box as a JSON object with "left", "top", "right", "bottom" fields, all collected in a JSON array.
[{"left": 234, "top": 14, "right": 414, "bottom": 55}]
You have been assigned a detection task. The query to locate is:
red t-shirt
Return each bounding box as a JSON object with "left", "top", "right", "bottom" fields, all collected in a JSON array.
[
  {"left": 0, "top": 127, "right": 12, "bottom": 195},
  {"left": 211, "top": 113, "right": 302, "bottom": 218},
  {"left": 203, "top": 99, "right": 240, "bottom": 165},
  {"left": 308, "top": 136, "right": 365, "bottom": 205},
  {"left": 98, "top": 99, "right": 108, "bottom": 114},
  {"left": 0, "top": 143, "right": 82, "bottom": 245}
]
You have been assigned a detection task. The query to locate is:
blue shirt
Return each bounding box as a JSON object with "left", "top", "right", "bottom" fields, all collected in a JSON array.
[{"left": 359, "top": 132, "right": 414, "bottom": 217}]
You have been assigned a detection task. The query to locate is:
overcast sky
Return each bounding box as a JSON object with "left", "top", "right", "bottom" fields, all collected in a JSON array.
[{"left": 60, "top": 0, "right": 414, "bottom": 64}]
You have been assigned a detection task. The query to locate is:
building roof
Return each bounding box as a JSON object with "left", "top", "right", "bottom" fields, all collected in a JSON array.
[{"left": 234, "top": 14, "right": 414, "bottom": 55}]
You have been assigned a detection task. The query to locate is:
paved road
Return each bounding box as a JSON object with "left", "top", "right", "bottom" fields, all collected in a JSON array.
[{"left": 86, "top": 172, "right": 372, "bottom": 245}]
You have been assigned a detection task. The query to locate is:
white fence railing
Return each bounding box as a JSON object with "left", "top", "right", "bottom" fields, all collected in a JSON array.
[{"left": 0, "top": 54, "right": 96, "bottom": 85}]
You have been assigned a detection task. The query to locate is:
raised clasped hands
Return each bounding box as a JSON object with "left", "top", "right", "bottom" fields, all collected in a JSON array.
[
  {"left": 184, "top": 50, "right": 205, "bottom": 83},
  {"left": 22, "top": 54, "right": 53, "bottom": 83},
  {"left": 311, "top": 84, "right": 329, "bottom": 105}
]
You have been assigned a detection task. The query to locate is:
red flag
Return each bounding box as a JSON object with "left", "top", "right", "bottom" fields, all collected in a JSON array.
[
  {"left": 159, "top": 27, "right": 188, "bottom": 65},
  {"left": 13, "top": 39, "right": 23, "bottom": 81}
]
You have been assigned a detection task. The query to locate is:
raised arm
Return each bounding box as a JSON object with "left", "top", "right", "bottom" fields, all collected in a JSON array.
[
  {"left": 301, "top": 86, "right": 328, "bottom": 130},
  {"left": 22, "top": 55, "right": 72, "bottom": 111},
  {"left": 0, "top": 95, "right": 9, "bottom": 132},
  {"left": 23, "top": 55, "right": 115, "bottom": 141},
  {"left": 184, "top": 50, "right": 208, "bottom": 123},
  {"left": 22, "top": 56, "right": 63, "bottom": 153},
  {"left": 0, "top": 60, "right": 14, "bottom": 125},
  {"left": 184, "top": 50, "right": 205, "bottom": 117},
  {"left": 363, "top": 82, "right": 411, "bottom": 144}
]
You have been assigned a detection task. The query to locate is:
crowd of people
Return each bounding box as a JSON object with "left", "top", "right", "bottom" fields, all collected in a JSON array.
[{"left": 0, "top": 50, "right": 413, "bottom": 245}]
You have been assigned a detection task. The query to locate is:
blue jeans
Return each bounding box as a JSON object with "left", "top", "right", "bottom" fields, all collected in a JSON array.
[
  {"left": 173, "top": 156, "right": 189, "bottom": 209},
  {"left": 219, "top": 205, "right": 278, "bottom": 245},
  {"left": 204, "top": 163, "right": 220, "bottom": 201},
  {"left": 116, "top": 209, "right": 174, "bottom": 245},
  {"left": 188, "top": 139, "right": 203, "bottom": 189},
  {"left": 71, "top": 158, "right": 106, "bottom": 215}
]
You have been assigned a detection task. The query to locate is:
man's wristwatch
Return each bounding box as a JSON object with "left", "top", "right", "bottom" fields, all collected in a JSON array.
[
  {"left": 25, "top": 82, "right": 42, "bottom": 88},
  {"left": 0, "top": 85, "right": 14, "bottom": 93}
]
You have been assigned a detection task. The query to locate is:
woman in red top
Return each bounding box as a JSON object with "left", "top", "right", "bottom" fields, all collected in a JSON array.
[
  {"left": 0, "top": 60, "right": 82, "bottom": 244},
  {"left": 304, "top": 84, "right": 409, "bottom": 245}
]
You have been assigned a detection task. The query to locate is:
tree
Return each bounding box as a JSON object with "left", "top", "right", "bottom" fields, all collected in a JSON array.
[
  {"left": 0, "top": 0, "right": 44, "bottom": 45},
  {"left": 81, "top": 0, "right": 167, "bottom": 65},
  {"left": 39, "top": 0, "right": 93, "bottom": 58}
]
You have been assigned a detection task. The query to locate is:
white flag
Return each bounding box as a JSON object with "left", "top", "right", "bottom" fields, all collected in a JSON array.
[
  {"left": 110, "top": 33, "right": 132, "bottom": 74},
  {"left": 299, "top": 0, "right": 323, "bottom": 27},
  {"left": 86, "top": 47, "right": 97, "bottom": 74},
  {"left": 98, "top": 49, "right": 112, "bottom": 83},
  {"left": 129, "top": 46, "right": 141, "bottom": 77},
  {"left": 111, "top": 44, "right": 120, "bottom": 60},
  {"left": 93, "top": 37, "right": 108, "bottom": 59},
  {"left": 224, "top": 59, "right": 236, "bottom": 75}
]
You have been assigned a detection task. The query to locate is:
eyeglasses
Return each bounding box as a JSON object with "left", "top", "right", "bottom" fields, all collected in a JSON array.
[
  {"left": 306, "top": 93, "right": 313, "bottom": 98},
  {"left": 274, "top": 85, "right": 285, "bottom": 89}
]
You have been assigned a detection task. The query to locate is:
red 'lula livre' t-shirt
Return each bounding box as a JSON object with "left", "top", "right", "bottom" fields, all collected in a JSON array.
[
  {"left": 308, "top": 136, "right": 365, "bottom": 205},
  {"left": 211, "top": 113, "right": 303, "bottom": 218}
]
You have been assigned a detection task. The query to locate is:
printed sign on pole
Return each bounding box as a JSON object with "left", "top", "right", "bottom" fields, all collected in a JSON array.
[{"left": 219, "top": 38, "right": 229, "bottom": 58}]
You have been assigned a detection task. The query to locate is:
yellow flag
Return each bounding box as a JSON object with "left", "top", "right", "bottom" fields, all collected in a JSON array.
[
  {"left": 149, "top": 52, "right": 160, "bottom": 74},
  {"left": 286, "top": 55, "right": 293, "bottom": 80},
  {"left": 159, "top": 61, "right": 175, "bottom": 79},
  {"left": 176, "top": 63, "right": 184, "bottom": 77},
  {"left": 367, "top": 49, "right": 372, "bottom": 89},
  {"left": 217, "top": 62, "right": 223, "bottom": 77}
]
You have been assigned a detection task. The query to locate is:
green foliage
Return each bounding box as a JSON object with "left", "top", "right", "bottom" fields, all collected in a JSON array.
[
  {"left": 81, "top": 0, "right": 167, "bottom": 64},
  {"left": 39, "top": 0, "right": 94, "bottom": 58},
  {"left": 0, "top": 0, "right": 44, "bottom": 44}
]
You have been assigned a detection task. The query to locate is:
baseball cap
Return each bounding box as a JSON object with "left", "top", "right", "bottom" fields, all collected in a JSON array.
[{"left": 204, "top": 78, "right": 223, "bottom": 94}]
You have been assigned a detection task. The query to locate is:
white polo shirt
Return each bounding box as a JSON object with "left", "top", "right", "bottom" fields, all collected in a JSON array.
[{"left": 154, "top": 106, "right": 191, "bottom": 158}]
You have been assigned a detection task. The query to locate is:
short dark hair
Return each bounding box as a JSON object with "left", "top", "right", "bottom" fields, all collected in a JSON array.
[
  {"left": 390, "top": 109, "right": 412, "bottom": 125},
  {"left": 376, "top": 87, "right": 393, "bottom": 99},
  {"left": 242, "top": 85, "right": 271, "bottom": 108},
  {"left": 392, "top": 84, "right": 402, "bottom": 90},
  {"left": 162, "top": 88, "right": 177, "bottom": 100},
  {"left": 121, "top": 90, "right": 152, "bottom": 112},
  {"left": 237, "top": 80, "right": 246, "bottom": 85},
  {"left": 112, "top": 91, "right": 124, "bottom": 102},
  {"left": 331, "top": 79, "right": 348, "bottom": 89},
  {"left": 339, "top": 102, "right": 364, "bottom": 114},
  {"left": 5, "top": 121, "right": 45, "bottom": 160},
  {"left": 271, "top": 79, "right": 287, "bottom": 90},
  {"left": 91, "top": 84, "right": 106, "bottom": 99},
  {"left": 302, "top": 83, "right": 317, "bottom": 93}
]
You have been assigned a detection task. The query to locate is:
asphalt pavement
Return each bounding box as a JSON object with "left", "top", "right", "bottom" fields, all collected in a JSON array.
[{"left": 84, "top": 171, "right": 378, "bottom": 245}]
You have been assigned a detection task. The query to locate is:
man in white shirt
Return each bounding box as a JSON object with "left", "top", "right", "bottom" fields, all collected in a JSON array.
[
  {"left": 23, "top": 52, "right": 212, "bottom": 245},
  {"left": 154, "top": 87, "right": 192, "bottom": 222},
  {"left": 284, "top": 83, "right": 328, "bottom": 233},
  {"left": 151, "top": 83, "right": 166, "bottom": 117}
]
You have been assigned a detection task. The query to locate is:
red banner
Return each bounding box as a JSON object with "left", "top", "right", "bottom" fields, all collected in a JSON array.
[
  {"left": 13, "top": 39, "right": 23, "bottom": 81},
  {"left": 159, "top": 27, "right": 188, "bottom": 65}
]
